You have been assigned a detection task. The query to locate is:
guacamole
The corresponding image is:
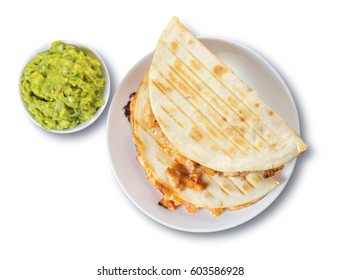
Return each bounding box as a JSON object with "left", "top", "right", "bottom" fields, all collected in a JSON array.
[{"left": 20, "top": 41, "right": 105, "bottom": 130}]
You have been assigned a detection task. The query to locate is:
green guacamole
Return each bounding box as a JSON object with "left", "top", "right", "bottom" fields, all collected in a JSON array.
[{"left": 20, "top": 41, "right": 105, "bottom": 130}]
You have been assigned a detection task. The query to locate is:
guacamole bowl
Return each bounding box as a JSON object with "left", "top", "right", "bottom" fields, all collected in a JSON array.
[{"left": 20, "top": 40, "right": 111, "bottom": 134}]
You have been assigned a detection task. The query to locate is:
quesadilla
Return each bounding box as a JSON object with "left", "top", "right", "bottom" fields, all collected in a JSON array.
[
  {"left": 149, "top": 17, "right": 307, "bottom": 173},
  {"left": 130, "top": 71, "right": 279, "bottom": 216}
]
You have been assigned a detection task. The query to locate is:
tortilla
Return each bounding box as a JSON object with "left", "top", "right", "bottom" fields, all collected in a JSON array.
[{"left": 149, "top": 17, "right": 307, "bottom": 173}]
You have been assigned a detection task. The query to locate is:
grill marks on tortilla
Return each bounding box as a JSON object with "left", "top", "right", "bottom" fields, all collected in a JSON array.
[
  {"left": 153, "top": 77, "right": 236, "bottom": 159},
  {"left": 153, "top": 40, "right": 275, "bottom": 158},
  {"left": 166, "top": 61, "right": 263, "bottom": 154},
  {"left": 165, "top": 67, "right": 252, "bottom": 154},
  {"left": 166, "top": 39, "right": 277, "bottom": 142},
  {"left": 200, "top": 173, "right": 262, "bottom": 205}
]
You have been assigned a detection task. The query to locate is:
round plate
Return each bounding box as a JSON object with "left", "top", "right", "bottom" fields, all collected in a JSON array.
[
  {"left": 107, "top": 37, "right": 299, "bottom": 232},
  {"left": 20, "top": 40, "right": 111, "bottom": 134}
]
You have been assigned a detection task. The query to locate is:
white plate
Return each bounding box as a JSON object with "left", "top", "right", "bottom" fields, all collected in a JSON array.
[
  {"left": 20, "top": 40, "right": 111, "bottom": 134},
  {"left": 107, "top": 37, "right": 300, "bottom": 232}
]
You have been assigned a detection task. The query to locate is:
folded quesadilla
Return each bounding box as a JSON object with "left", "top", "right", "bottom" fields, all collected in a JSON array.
[
  {"left": 124, "top": 17, "right": 307, "bottom": 216},
  {"left": 149, "top": 17, "right": 307, "bottom": 173}
]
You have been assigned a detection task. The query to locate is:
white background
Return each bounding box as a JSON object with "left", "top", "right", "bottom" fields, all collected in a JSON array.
[{"left": 0, "top": 0, "right": 338, "bottom": 279}]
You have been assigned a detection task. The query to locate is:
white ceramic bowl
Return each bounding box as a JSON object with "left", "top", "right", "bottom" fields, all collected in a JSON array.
[{"left": 20, "top": 40, "right": 111, "bottom": 134}]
